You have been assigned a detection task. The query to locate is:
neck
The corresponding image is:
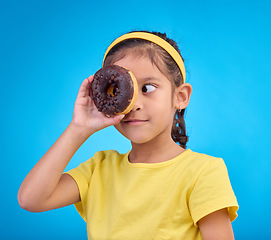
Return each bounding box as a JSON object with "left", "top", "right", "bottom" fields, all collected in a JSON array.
[{"left": 129, "top": 134, "right": 185, "bottom": 164}]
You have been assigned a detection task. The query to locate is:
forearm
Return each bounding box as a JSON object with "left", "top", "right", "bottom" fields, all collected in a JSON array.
[
  {"left": 18, "top": 76, "right": 124, "bottom": 211},
  {"left": 18, "top": 123, "right": 92, "bottom": 209}
]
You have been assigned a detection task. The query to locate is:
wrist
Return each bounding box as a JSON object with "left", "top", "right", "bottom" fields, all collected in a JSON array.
[{"left": 68, "top": 121, "right": 94, "bottom": 141}]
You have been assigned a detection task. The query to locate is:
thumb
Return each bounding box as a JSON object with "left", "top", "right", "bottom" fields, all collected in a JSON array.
[
  {"left": 107, "top": 114, "right": 125, "bottom": 125},
  {"left": 113, "top": 114, "right": 125, "bottom": 122}
]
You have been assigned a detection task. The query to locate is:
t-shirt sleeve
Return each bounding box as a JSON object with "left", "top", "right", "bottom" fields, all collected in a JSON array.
[
  {"left": 189, "top": 158, "right": 239, "bottom": 226},
  {"left": 65, "top": 157, "right": 95, "bottom": 222}
]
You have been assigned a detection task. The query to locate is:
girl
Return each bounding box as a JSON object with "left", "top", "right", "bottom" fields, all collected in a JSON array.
[{"left": 18, "top": 31, "right": 238, "bottom": 239}]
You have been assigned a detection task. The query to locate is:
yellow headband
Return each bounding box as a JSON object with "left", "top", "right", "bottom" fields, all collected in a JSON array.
[{"left": 102, "top": 32, "right": 186, "bottom": 82}]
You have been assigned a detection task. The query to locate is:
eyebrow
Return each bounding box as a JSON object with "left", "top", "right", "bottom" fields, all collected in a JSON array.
[{"left": 139, "top": 76, "right": 161, "bottom": 82}]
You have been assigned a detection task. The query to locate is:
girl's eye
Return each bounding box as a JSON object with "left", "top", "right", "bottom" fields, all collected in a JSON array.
[{"left": 142, "top": 84, "right": 156, "bottom": 93}]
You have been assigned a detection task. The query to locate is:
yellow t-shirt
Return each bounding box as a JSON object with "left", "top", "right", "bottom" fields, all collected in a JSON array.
[{"left": 66, "top": 149, "right": 238, "bottom": 240}]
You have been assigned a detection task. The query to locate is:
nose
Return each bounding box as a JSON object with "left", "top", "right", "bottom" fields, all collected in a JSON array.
[{"left": 131, "top": 92, "right": 143, "bottom": 112}]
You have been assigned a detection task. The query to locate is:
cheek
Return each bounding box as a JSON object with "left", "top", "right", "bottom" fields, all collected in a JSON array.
[
  {"left": 114, "top": 122, "right": 129, "bottom": 138},
  {"left": 155, "top": 91, "right": 175, "bottom": 113},
  {"left": 160, "top": 97, "right": 176, "bottom": 124},
  {"left": 114, "top": 122, "right": 122, "bottom": 132}
]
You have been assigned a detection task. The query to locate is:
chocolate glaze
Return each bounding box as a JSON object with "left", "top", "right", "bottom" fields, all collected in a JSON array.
[{"left": 91, "top": 65, "right": 134, "bottom": 115}]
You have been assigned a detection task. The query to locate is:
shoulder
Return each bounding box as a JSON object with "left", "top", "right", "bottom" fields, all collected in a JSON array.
[
  {"left": 186, "top": 149, "right": 222, "bottom": 162},
  {"left": 180, "top": 149, "right": 232, "bottom": 189},
  {"left": 186, "top": 150, "right": 235, "bottom": 198},
  {"left": 66, "top": 150, "right": 128, "bottom": 177},
  {"left": 93, "top": 150, "right": 127, "bottom": 161},
  {"left": 90, "top": 150, "right": 129, "bottom": 167},
  {"left": 183, "top": 149, "right": 226, "bottom": 172}
]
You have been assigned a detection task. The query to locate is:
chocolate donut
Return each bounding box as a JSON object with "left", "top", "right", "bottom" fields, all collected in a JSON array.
[{"left": 91, "top": 65, "right": 138, "bottom": 116}]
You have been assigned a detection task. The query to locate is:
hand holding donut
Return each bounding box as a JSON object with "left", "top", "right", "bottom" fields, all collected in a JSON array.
[{"left": 71, "top": 75, "right": 125, "bottom": 137}]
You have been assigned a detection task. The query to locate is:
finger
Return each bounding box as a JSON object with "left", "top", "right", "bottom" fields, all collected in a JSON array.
[
  {"left": 77, "top": 79, "right": 88, "bottom": 98},
  {"left": 87, "top": 75, "right": 94, "bottom": 83},
  {"left": 86, "top": 75, "right": 94, "bottom": 98},
  {"left": 105, "top": 114, "right": 125, "bottom": 126},
  {"left": 77, "top": 76, "right": 93, "bottom": 98},
  {"left": 85, "top": 76, "right": 93, "bottom": 98}
]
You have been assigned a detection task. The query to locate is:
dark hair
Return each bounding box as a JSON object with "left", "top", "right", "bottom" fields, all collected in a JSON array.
[{"left": 104, "top": 31, "right": 188, "bottom": 149}]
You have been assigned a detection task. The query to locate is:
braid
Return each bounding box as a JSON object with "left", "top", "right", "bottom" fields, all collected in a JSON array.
[{"left": 171, "top": 109, "right": 188, "bottom": 149}]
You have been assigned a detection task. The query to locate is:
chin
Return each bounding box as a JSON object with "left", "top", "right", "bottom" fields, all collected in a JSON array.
[
  {"left": 114, "top": 129, "right": 150, "bottom": 144},
  {"left": 124, "top": 134, "right": 151, "bottom": 144},
  {"left": 124, "top": 133, "right": 159, "bottom": 145}
]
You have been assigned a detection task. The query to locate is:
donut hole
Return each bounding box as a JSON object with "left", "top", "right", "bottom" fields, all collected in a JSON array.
[{"left": 107, "top": 84, "right": 116, "bottom": 97}]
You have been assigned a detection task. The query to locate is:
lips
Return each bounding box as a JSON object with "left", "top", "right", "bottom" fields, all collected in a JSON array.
[{"left": 122, "top": 119, "right": 148, "bottom": 125}]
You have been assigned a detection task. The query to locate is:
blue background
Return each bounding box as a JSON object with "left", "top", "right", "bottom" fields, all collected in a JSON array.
[{"left": 1, "top": 0, "right": 270, "bottom": 239}]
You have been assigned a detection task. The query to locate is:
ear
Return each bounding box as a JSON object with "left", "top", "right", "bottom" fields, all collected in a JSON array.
[{"left": 174, "top": 83, "right": 192, "bottom": 110}]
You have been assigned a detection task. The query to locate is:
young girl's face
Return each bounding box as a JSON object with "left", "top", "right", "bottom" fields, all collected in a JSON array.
[{"left": 113, "top": 52, "right": 178, "bottom": 145}]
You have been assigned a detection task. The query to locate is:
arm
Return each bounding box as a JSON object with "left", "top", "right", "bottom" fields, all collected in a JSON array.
[
  {"left": 198, "top": 208, "right": 235, "bottom": 240},
  {"left": 18, "top": 76, "right": 124, "bottom": 212}
]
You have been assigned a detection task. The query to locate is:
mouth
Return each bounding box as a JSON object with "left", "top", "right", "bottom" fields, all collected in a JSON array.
[{"left": 122, "top": 119, "right": 148, "bottom": 126}]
